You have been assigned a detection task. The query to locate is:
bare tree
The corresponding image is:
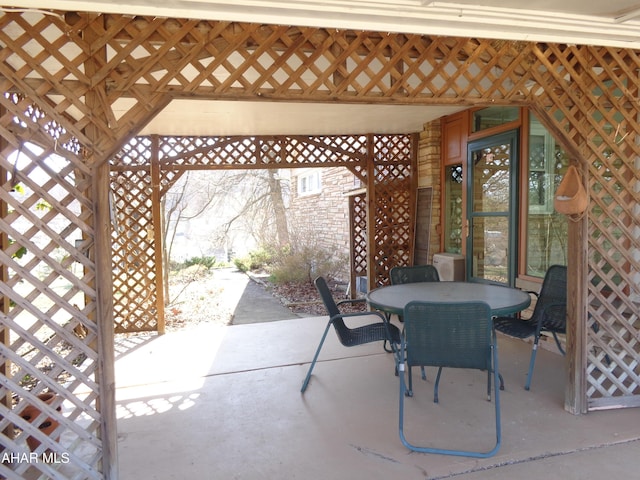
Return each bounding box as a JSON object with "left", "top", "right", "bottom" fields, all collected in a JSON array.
[{"left": 162, "top": 168, "right": 290, "bottom": 301}]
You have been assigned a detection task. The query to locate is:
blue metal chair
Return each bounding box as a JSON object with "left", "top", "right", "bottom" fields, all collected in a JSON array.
[
  {"left": 301, "top": 276, "right": 401, "bottom": 393},
  {"left": 398, "top": 301, "right": 501, "bottom": 458},
  {"left": 493, "top": 264, "right": 567, "bottom": 390}
]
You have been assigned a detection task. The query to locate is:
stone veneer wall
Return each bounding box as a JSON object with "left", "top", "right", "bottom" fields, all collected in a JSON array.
[
  {"left": 416, "top": 119, "right": 443, "bottom": 261},
  {"left": 288, "top": 120, "right": 442, "bottom": 281},
  {"left": 288, "top": 167, "right": 361, "bottom": 281}
]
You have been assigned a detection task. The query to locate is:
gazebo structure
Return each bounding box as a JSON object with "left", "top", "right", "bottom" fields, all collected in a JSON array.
[{"left": 0, "top": 3, "right": 638, "bottom": 478}]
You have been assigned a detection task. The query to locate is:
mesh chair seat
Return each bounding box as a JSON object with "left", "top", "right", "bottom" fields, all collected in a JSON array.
[
  {"left": 334, "top": 321, "right": 400, "bottom": 347},
  {"left": 493, "top": 264, "right": 567, "bottom": 390},
  {"left": 492, "top": 318, "right": 538, "bottom": 338}
]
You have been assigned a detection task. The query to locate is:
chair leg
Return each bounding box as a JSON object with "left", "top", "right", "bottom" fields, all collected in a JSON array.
[
  {"left": 524, "top": 335, "right": 540, "bottom": 391},
  {"left": 301, "top": 322, "right": 332, "bottom": 393},
  {"left": 406, "top": 366, "right": 414, "bottom": 397},
  {"left": 399, "top": 360, "right": 501, "bottom": 458},
  {"left": 486, "top": 369, "right": 491, "bottom": 401},
  {"left": 383, "top": 313, "right": 399, "bottom": 354},
  {"left": 552, "top": 332, "right": 565, "bottom": 355},
  {"left": 433, "top": 367, "right": 443, "bottom": 403}
]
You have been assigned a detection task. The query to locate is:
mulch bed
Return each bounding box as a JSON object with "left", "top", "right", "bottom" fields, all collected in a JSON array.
[{"left": 270, "top": 279, "right": 367, "bottom": 316}]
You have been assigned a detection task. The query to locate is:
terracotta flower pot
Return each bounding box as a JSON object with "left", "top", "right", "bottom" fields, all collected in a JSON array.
[{"left": 20, "top": 392, "right": 62, "bottom": 451}]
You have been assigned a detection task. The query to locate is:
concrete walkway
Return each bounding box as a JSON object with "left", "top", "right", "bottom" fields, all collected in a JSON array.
[{"left": 205, "top": 268, "right": 300, "bottom": 324}]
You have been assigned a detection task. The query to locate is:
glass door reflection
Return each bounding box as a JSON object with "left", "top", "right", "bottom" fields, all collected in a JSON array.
[{"left": 467, "top": 131, "right": 518, "bottom": 285}]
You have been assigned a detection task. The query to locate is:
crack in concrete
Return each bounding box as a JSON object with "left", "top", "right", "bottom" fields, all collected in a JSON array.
[
  {"left": 350, "top": 444, "right": 402, "bottom": 465},
  {"left": 427, "top": 437, "right": 640, "bottom": 480}
]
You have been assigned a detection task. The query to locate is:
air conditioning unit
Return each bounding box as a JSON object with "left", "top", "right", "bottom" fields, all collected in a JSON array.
[{"left": 433, "top": 253, "right": 465, "bottom": 281}]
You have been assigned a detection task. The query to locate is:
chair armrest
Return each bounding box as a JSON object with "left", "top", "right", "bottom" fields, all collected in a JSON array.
[
  {"left": 331, "top": 309, "right": 386, "bottom": 323},
  {"left": 336, "top": 297, "right": 366, "bottom": 308}
]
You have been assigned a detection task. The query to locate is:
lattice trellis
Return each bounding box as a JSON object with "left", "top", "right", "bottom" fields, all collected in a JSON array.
[
  {"left": 369, "top": 135, "right": 415, "bottom": 288},
  {"left": 527, "top": 44, "right": 640, "bottom": 409},
  {"left": 110, "top": 169, "right": 158, "bottom": 334},
  {"left": 1, "top": 9, "right": 640, "bottom": 479},
  {"left": 110, "top": 133, "right": 411, "bottom": 331},
  {"left": 0, "top": 96, "right": 103, "bottom": 476}
]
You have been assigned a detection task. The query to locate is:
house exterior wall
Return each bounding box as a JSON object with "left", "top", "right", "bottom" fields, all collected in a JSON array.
[
  {"left": 288, "top": 123, "right": 443, "bottom": 279},
  {"left": 416, "top": 119, "right": 443, "bottom": 262},
  {"left": 288, "top": 167, "right": 362, "bottom": 281}
]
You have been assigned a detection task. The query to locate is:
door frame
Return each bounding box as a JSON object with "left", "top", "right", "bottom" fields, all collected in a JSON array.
[{"left": 465, "top": 129, "right": 520, "bottom": 286}]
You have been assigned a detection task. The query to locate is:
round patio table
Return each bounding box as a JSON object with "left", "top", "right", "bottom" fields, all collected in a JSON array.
[{"left": 366, "top": 281, "right": 531, "bottom": 317}]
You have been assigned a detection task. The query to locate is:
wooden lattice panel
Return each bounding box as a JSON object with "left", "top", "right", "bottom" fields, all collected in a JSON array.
[
  {"left": 0, "top": 93, "right": 103, "bottom": 477},
  {"left": 110, "top": 170, "right": 158, "bottom": 333},
  {"left": 527, "top": 44, "right": 640, "bottom": 409},
  {"left": 370, "top": 135, "right": 415, "bottom": 288},
  {"left": 1, "top": 9, "right": 640, "bottom": 478},
  {"left": 112, "top": 135, "right": 370, "bottom": 171},
  {"left": 110, "top": 133, "right": 405, "bottom": 315}
]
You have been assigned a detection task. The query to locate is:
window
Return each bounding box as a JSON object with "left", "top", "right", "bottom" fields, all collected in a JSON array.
[
  {"left": 471, "top": 106, "right": 519, "bottom": 133},
  {"left": 525, "top": 114, "right": 568, "bottom": 277},
  {"left": 297, "top": 170, "right": 322, "bottom": 196},
  {"left": 443, "top": 164, "right": 463, "bottom": 254}
]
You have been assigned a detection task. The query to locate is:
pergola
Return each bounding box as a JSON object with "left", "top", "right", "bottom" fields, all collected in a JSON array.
[{"left": 0, "top": 8, "right": 638, "bottom": 479}]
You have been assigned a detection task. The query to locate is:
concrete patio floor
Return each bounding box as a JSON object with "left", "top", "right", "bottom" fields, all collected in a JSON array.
[{"left": 115, "top": 315, "right": 640, "bottom": 480}]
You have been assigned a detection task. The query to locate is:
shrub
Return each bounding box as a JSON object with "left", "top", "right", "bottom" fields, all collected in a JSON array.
[
  {"left": 233, "top": 247, "right": 276, "bottom": 272},
  {"left": 184, "top": 255, "right": 218, "bottom": 269},
  {"left": 270, "top": 245, "right": 347, "bottom": 284}
]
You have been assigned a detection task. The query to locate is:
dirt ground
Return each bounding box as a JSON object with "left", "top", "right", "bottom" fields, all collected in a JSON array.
[{"left": 163, "top": 266, "right": 362, "bottom": 332}]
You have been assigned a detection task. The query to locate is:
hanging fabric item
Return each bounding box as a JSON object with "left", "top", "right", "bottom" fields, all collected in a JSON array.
[{"left": 554, "top": 164, "right": 588, "bottom": 218}]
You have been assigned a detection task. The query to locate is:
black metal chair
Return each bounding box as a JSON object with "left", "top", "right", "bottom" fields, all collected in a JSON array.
[
  {"left": 300, "top": 276, "right": 401, "bottom": 393},
  {"left": 390, "top": 264, "right": 440, "bottom": 285},
  {"left": 493, "top": 264, "right": 567, "bottom": 390},
  {"left": 399, "top": 300, "right": 501, "bottom": 458}
]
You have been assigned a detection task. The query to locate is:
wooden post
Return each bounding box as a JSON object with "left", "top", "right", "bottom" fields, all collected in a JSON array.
[
  {"left": 93, "top": 161, "right": 119, "bottom": 477},
  {"left": 408, "top": 133, "right": 419, "bottom": 264},
  {"left": 83, "top": 13, "right": 119, "bottom": 477},
  {"left": 366, "top": 134, "right": 376, "bottom": 291},
  {"left": 150, "top": 136, "right": 166, "bottom": 334},
  {"left": 0, "top": 120, "right": 12, "bottom": 440},
  {"left": 564, "top": 159, "right": 589, "bottom": 414}
]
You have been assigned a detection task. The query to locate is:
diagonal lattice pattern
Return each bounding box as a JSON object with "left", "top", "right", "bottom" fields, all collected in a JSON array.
[
  {"left": 110, "top": 170, "right": 158, "bottom": 333},
  {"left": 110, "top": 132, "right": 411, "bottom": 331},
  {"left": 0, "top": 91, "right": 102, "bottom": 477},
  {"left": 528, "top": 43, "right": 640, "bottom": 408},
  {"left": 0, "top": 9, "right": 639, "bottom": 478}
]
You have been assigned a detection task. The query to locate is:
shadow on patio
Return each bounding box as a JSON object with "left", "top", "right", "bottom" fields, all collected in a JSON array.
[{"left": 115, "top": 315, "right": 640, "bottom": 480}]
